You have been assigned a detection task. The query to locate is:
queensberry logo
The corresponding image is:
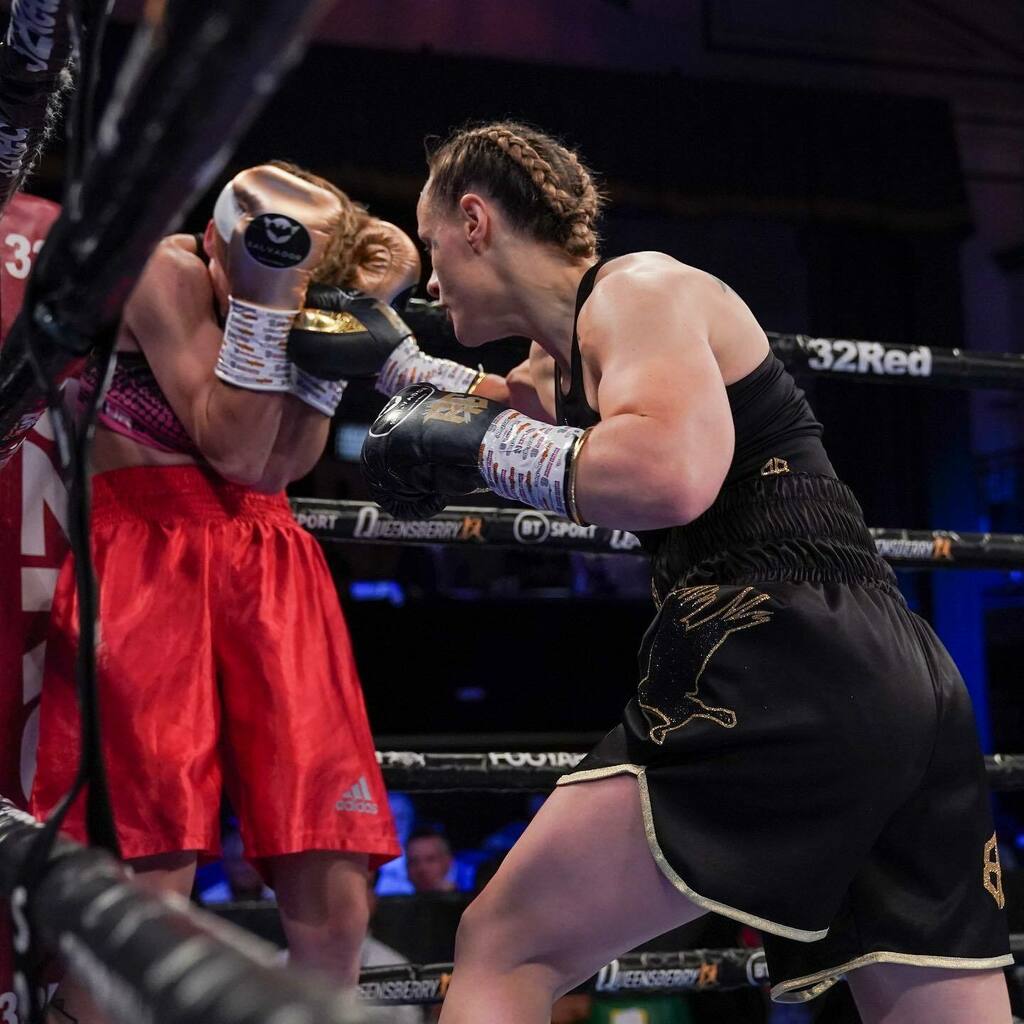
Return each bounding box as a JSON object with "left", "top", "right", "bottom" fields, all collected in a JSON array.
[
  {"left": 359, "top": 975, "right": 450, "bottom": 1004},
  {"left": 873, "top": 536, "right": 954, "bottom": 562},
  {"left": 353, "top": 505, "right": 483, "bottom": 542},
  {"left": 595, "top": 960, "right": 708, "bottom": 993}
]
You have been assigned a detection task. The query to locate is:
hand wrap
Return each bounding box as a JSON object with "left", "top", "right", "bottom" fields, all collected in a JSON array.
[
  {"left": 212, "top": 165, "right": 342, "bottom": 394},
  {"left": 375, "top": 338, "right": 484, "bottom": 397}
]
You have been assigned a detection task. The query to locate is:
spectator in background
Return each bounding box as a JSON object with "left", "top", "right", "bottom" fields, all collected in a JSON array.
[
  {"left": 362, "top": 871, "right": 428, "bottom": 1024},
  {"left": 480, "top": 793, "right": 547, "bottom": 858},
  {"left": 376, "top": 792, "right": 418, "bottom": 895},
  {"left": 407, "top": 829, "right": 457, "bottom": 893}
]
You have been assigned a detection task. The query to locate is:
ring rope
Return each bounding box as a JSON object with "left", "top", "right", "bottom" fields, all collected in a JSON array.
[
  {"left": 767, "top": 331, "right": 1024, "bottom": 389},
  {"left": 355, "top": 941, "right": 1024, "bottom": 1005},
  {"left": 291, "top": 498, "right": 1024, "bottom": 570},
  {"left": 0, "top": 0, "right": 351, "bottom": 1019},
  {"left": 403, "top": 299, "right": 1024, "bottom": 391},
  {"left": 0, "top": 801, "right": 367, "bottom": 1024},
  {"left": 0, "top": 0, "right": 328, "bottom": 467},
  {"left": 374, "top": 750, "right": 1024, "bottom": 792},
  {"left": 358, "top": 948, "right": 769, "bottom": 1005}
]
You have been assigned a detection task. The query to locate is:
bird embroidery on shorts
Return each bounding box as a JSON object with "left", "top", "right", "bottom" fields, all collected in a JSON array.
[{"left": 638, "top": 584, "right": 772, "bottom": 744}]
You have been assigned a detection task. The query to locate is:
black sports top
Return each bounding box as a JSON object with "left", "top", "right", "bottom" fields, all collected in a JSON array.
[{"left": 555, "top": 259, "right": 895, "bottom": 601}]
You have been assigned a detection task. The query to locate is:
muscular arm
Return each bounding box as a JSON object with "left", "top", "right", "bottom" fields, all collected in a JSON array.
[
  {"left": 572, "top": 258, "right": 735, "bottom": 530},
  {"left": 125, "top": 236, "right": 323, "bottom": 489}
]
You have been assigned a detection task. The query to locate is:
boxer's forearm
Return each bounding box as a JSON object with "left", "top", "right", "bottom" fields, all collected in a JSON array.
[
  {"left": 464, "top": 373, "right": 508, "bottom": 404},
  {"left": 573, "top": 412, "right": 729, "bottom": 531},
  {"left": 193, "top": 380, "right": 288, "bottom": 486},
  {"left": 254, "top": 399, "right": 331, "bottom": 492},
  {"left": 473, "top": 372, "right": 555, "bottom": 423}
]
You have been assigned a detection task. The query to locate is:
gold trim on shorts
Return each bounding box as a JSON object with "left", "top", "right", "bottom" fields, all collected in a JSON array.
[
  {"left": 770, "top": 950, "right": 1016, "bottom": 1003},
  {"left": 556, "top": 763, "right": 829, "bottom": 943}
]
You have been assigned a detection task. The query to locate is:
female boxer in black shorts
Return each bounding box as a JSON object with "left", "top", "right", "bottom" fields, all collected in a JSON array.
[{"left": 361, "top": 121, "right": 1012, "bottom": 1023}]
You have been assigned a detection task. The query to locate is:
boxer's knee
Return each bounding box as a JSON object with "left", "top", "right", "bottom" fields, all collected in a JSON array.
[{"left": 272, "top": 850, "right": 370, "bottom": 983}]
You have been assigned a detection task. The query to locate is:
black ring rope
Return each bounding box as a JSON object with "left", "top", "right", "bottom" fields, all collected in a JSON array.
[
  {"left": 404, "top": 298, "right": 1024, "bottom": 391},
  {"left": 373, "top": 749, "right": 1024, "bottom": 793},
  {"left": 357, "top": 948, "right": 769, "bottom": 1005},
  {"left": 0, "top": 0, "right": 342, "bottom": 1020},
  {"left": 291, "top": 498, "right": 1024, "bottom": 570},
  {"left": 356, "top": 941, "right": 1024, "bottom": 1004},
  {"left": 0, "top": 801, "right": 372, "bottom": 1024},
  {"left": 0, "top": 0, "right": 77, "bottom": 213},
  {"left": 0, "top": 0, "right": 328, "bottom": 462},
  {"left": 767, "top": 331, "right": 1024, "bottom": 390},
  {"left": 0, "top": 22, "right": 1016, "bottom": 1022}
]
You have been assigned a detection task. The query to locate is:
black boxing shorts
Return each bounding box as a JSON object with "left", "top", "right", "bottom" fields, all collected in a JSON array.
[{"left": 559, "top": 578, "right": 1012, "bottom": 1001}]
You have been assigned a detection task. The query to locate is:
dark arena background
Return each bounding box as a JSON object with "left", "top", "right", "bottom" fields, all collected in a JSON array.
[{"left": 1, "top": 2, "right": 1022, "bottom": 1023}]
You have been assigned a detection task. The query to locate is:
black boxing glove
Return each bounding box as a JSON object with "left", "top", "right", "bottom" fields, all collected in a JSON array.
[
  {"left": 361, "top": 383, "right": 502, "bottom": 519},
  {"left": 361, "top": 382, "right": 590, "bottom": 522},
  {"left": 288, "top": 284, "right": 414, "bottom": 382}
]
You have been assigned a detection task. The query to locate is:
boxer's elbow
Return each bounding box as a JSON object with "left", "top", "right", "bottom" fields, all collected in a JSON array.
[
  {"left": 194, "top": 429, "right": 266, "bottom": 486},
  {"left": 252, "top": 458, "right": 307, "bottom": 494},
  {"left": 204, "top": 451, "right": 271, "bottom": 488},
  {"left": 199, "top": 431, "right": 277, "bottom": 488},
  {"left": 662, "top": 420, "right": 732, "bottom": 524},
  {"left": 193, "top": 388, "right": 285, "bottom": 486},
  {"left": 575, "top": 414, "right": 729, "bottom": 530},
  {"left": 650, "top": 462, "right": 722, "bottom": 526}
]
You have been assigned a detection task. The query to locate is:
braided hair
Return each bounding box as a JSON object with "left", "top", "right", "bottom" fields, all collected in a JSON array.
[{"left": 425, "top": 122, "right": 604, "bottom": 258}]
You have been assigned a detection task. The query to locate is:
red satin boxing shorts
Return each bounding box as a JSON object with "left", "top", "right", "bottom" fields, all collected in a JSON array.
[{"left": 30, "top": 464, "right": 399, "bottom": 869}]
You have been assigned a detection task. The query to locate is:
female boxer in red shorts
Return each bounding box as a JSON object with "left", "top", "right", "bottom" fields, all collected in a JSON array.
[
  {"left": 31, "top": 163, "right": 411, "bottom": 1014},
  {"left": 360, "top": 122, "right": 1013, "bottom": 1023}
]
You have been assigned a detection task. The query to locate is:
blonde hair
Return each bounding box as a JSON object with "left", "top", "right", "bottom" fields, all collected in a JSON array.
[
  {"left": 267, "top": 160, "right": 372, "bottom": 287},
  {"left": 425, "top": 121, "right": 604, "bottom": 258}
]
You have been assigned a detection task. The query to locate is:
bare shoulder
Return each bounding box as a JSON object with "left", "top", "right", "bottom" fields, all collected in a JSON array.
[
  {"left": 127, "top": 233, "right": 214, "bottom": 332},
  {"left": 599, "top": 251, "right": 688, "bottom": 286},
  {"left": 144, "top": 233, "right": 207, "bottom": 282},
  {"left": 583, "top": 252, "right": 727, "bottom": 321},
  {"left": 599, "top": 251, "right": 734, "bottom": 298},
  {"left": 578, "top": 253, "right": 720, "bottom": 351}
]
